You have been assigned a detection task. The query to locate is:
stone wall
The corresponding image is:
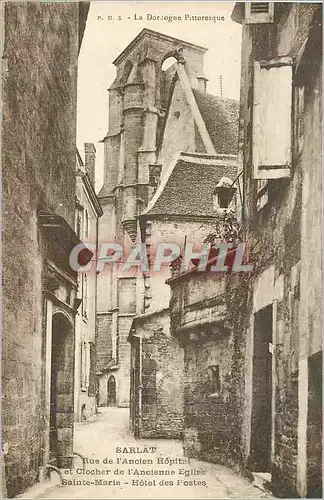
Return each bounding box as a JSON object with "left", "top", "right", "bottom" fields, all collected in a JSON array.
[
  {"left": 183, "top": 335, "right": 233, "bottom": 466},
  {"left": 141, "top": 332, "right": 184, "bottom": 439},
  {"left": 2, "top": 3, "right": 85, "bottom": 496},
  {"left": 97, "top": 314, "right": 113, "bottom": 372},
  {"left": 130, "top": 310, "right": 184, "bottom": 439},
  {"left": 168, "top": 266, "right": 235, "bottom": 466},
  {"left": 146, "top": 218, "right": 216, "bottom": 313},
  {"left": 230, "top": 4, "right": 322, "bottom": 497}
]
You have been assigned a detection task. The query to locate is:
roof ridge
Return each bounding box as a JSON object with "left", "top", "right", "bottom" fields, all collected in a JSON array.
[
  {"left": 113, "top": 28, "right": 207, "bottom": 66},
  {"left": 141, "top": 153, "right": 181, "bottom": 217},
  {"left": 192, "top": 87, "right": 239, "bottom": 104}
]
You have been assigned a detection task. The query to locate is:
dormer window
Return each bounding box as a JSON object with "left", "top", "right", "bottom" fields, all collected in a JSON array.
[
  {"left": 245, "top": 2, "right": 274, "bottom": 24},
  {"left": 213, "top": 177, "right": 236, "bottom": 211},
  {"left": 217, "top": 189, "right": 233, "bottom": 209}
]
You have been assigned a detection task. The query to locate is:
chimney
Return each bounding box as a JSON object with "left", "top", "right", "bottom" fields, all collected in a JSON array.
[
  {"left": 197, "top": 75, "right": 208, "bottom": 93},
  {"left": 84, "top": 142, "right": 96, "bottom": 186}
]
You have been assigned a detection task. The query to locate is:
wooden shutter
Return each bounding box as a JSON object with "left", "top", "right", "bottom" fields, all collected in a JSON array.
[
  {"left": 253, "top": 61, "right": 293, "bottom": 180},
  {"left": 88, "top": 342, "right": 96, "bottom": 397},
  {"left": 81, "top": 341, "right": 86, "bottom": 391},
  {"left": 82, "top": 273, "right": 88, "bottom": 318},
  {"left": 85, "top": 342, "right": 90, "bottom": 388},
  {"left": 245, "top": 3, "right": 274, "bottom": 24}
]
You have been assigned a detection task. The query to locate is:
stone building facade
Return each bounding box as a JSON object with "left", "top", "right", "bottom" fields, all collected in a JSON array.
[
  {"left": 129, "top": 152, "right": 239, "bottom": 438},
  {"left": 96, "top": 28, "right": 239, "bottom": 409},
  {"left": 229, "top": 3, "right": 322, "bottom": 497},
  {"left": 127, "top": 33, "right": 239, "bottom": 438},
  {"left": 162, "top": 5, "right": 322, "bottom": 498},
  {"left": 129, "top": 309, "right": 184, "bottom": 439},
  {"left": 168, "top": 264, "right": 236, "bottom": 466},
  {"left": 74, "top": 146, "right": 102, "bottom": 422},
  {"left": 1, "top": 3, "right": 89, "bottom": 497}
]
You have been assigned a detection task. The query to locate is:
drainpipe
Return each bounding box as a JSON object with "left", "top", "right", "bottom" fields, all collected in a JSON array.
[{"left": 95, "top": 216, "right": 99, "bottom": 411}]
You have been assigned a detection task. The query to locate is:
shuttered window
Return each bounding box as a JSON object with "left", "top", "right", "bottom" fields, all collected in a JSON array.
[
  {"left": 252, "top": 61, "right": 293, "bottom": 180},
  {"left": 81, "top": 341, "right": 87, "bottom": 391},
  {"left": 82, "top": 273, "right": 88, "bottom": 318},
  {"left": 85, "top": 341, "right": 90, "bottom": 388},
  {"left": 250, "top": 3, "right": 270, "bottom": 14},
  {"left": 88, "top": 341, "right": 96, "bottom": 397},
  {"left": 245, "top": 2, "right": 274, "bottom": 24}
]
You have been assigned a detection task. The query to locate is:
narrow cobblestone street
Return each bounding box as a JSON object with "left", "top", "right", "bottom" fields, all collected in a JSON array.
[{"left": 32, "top": 408, "right": 274, "bottom": 499}]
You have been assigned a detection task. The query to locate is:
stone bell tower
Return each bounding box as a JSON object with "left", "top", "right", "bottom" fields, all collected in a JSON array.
[
  {"left": 99, "top": 28, "right": 207, "bottom": 241},
  {"left": 97, "top": 29, "right": 207, "bottom": 408}
]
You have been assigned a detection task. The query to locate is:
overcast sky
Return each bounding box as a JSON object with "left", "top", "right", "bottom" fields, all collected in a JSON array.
[{"left": 76, "top": 1, "right": 242, "bottom": 192}]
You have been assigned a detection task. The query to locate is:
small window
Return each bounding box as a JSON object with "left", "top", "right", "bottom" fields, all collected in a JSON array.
[
  {"left": 250, "top": 3, "right": 270, "bottom": 14},
  {"left": 148, "top": 164, "right": 162, "bottom": 187},
  {"left": 84, "top": 209, "right": 89, "bottom": 239},
  {"left": 81, "top": 341, "right": 87, "bottom": 391},
  {"left": 213, "top": 177, "right": 236, "bottom": 211},
  {"left": 245, "top": 2, "right": 274, "bottom": 24},
  {"left": 76, "top": 209, "right": 82, "bottom": 238},
  {"left": 82, "top": 273, "right": 88, "bottom": 319},
  {"left": 88, "top": 341, "right": 96, "bottom": 396},
  {"left": 209, "top": 365, "right": 221, "bottom": 398},
  {"left": 217, "top": 190, "right": 232, "bottom": 209}
]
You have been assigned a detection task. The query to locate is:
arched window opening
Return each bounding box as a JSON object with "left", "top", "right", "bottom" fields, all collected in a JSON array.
[
  {"left": 161, "top": 56, "right": 178, "bottom": 72},
  {"left": 160, "top": 56, "right": 178, "bottom": 110},
  {"left": 107, "top": 375, "right": 117, "bottom": 407},
  {"left": 120, "top": 60, "right": 133, "bottom": 86}
]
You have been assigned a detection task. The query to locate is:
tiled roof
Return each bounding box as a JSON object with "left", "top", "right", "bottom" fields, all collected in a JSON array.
[
  {"left": 142, "top": 154, "right": 237, "bottom": 218},
  {"left": 192, "top": 88, "right": 239, "bottom": 155}
]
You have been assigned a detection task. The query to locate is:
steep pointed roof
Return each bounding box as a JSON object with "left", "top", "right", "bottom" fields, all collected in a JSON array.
[
  {"left": 141, "top": 153, "right": 237, "bottom": 219},
  {"left": 158, "top": 63, "right": 239, "bottom": 158},
  {"left": 192, "top": 88, "right": 239, "bottom": 155}
]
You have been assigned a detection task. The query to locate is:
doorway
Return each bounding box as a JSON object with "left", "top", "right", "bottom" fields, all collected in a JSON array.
[
  {"left": 50, "top": 312, "right": 74, "bottom": 468},
  {"left": 107, "top": 375, "right": 117, "bottom": 407},
  {"left": 250, "top": 305, "right": 273, "bottom": 472}
]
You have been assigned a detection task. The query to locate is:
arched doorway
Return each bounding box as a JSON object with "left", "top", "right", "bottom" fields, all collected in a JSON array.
[
  {"left": 50, "top": 312, "right": 74, "bottom": 467},
  {"left": 107, "top": 375, "right": 117, "bottom": 407}
]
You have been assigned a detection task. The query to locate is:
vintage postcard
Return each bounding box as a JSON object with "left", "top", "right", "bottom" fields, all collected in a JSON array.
[{"left": 1, "top": 1, "right": 322, "bottom": 499}]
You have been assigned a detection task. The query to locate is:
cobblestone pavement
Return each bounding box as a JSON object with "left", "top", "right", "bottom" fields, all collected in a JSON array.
[{"left": 34, "top": 407, "right": 274, "bottom": 499}]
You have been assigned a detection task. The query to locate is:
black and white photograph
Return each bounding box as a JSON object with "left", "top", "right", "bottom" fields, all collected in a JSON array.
[{"left": 1, "top": 2, "right": 322, "bottom": 499}]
